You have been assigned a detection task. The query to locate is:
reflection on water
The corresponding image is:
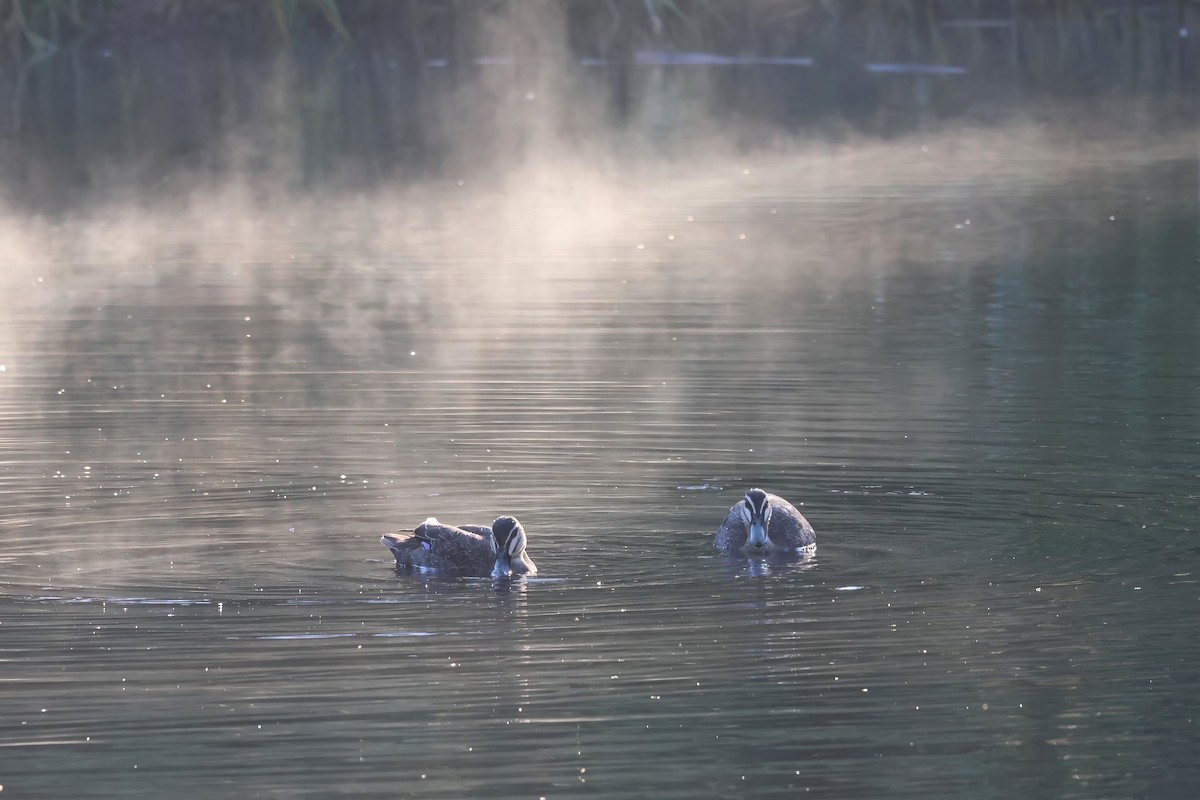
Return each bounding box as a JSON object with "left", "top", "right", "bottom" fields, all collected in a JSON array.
[{"left": 1, "top": 135, "right": 1199, "bottom": 798}]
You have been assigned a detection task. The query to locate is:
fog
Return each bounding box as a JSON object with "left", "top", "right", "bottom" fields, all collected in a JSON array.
[
  {"left": 1, "top": 1, "right": 1194, "bottom": 301},
  {"left": 0, "top": 0, "right": 1195, "bottom": 468}
]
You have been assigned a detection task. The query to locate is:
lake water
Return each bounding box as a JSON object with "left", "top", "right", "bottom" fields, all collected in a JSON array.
[{"left": 1, "top": 131, "right": 1198, "bottom": 798}]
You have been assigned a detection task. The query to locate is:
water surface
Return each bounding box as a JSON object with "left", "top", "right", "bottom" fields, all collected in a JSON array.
[{"left": 1, "top": 136, "right": 1198, "bottom": 798}]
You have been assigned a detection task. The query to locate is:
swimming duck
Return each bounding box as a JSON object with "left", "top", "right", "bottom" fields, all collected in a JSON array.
[
  {"left": 715, "top": 488, "right": 816, "bottom": 553},
  {"left": 381, "top": 515, "right": 537, "bottom": 578}
]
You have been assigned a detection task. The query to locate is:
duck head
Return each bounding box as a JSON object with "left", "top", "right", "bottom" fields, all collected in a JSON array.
[
  {"left": 490, "top": 515, "right": 528, "bottom": 579},
  {"left": 739, "top": 488, "right": 772, "bottom": 548}
]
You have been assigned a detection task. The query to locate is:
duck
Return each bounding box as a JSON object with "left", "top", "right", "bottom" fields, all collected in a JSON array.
[
  {"left": 381, "top": 515, "right": 537, "bottom": 578},
  {"left": 714, "top": 488, "right": 816, "bottom": 553}
]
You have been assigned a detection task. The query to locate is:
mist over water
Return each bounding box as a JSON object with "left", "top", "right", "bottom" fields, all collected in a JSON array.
[{"left": 2, "top": 2, "right": 1200, "bottom": 798}]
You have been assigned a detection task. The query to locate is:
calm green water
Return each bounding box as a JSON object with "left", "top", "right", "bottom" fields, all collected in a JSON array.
[{"left": 1, "top": 141, "right": 1198, "bottom": 798}]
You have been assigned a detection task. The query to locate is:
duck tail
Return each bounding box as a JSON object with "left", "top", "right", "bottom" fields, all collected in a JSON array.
[{"left": 380, "top": 532, "right": 420, "bottom": 560}]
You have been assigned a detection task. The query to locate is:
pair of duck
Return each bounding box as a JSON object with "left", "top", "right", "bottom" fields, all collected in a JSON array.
[{"left": 380, "top": 488, "right": 816, "bottom": 578}]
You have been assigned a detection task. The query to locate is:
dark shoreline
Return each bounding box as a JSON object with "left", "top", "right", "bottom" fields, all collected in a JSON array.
[{"left": 2, "top": 1, "right": 1196, "bottom": 210}]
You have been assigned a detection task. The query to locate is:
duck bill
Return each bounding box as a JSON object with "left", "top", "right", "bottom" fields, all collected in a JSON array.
[
  {"left": 491, "top": 554, "right": 513, "bottom": 579},
  {"left": 748, "top": 521, "right": 768, "bottom": 548}
]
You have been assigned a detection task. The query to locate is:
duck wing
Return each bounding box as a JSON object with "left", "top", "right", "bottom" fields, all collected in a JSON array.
[
  {"left": 382, "top": 520, "right": 497, "bottom": 574},
  {"left": 766, "top": 494, "right": 816, "bottom": 549},
  {"left": 713, "top": 502, "right": 748, "bottom": 550}
]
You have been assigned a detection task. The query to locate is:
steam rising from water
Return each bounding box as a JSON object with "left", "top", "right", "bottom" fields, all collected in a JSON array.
[
  {"left": 0, "top": 0, "right": 1192, "bottom": 323},
  {"left": 0, "top": 127, "right": 1188, "bottom": 311}
]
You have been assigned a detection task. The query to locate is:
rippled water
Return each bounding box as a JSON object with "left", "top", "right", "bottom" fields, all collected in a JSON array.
[{"left": 1, "top": 137, "right": 1198, "bottom": 798}]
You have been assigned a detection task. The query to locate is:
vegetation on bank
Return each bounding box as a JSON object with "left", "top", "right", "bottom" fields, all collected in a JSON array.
[
  {"left": 1, "top": 1, "right": 1194, "bottom": 210},
  {"left": 2, "top": 0, "right": 1195, "bottom": 83}
]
